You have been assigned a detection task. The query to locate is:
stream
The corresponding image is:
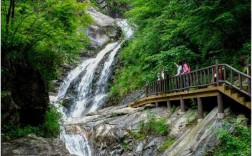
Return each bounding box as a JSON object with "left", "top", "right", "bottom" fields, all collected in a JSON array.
[{"left": 50, "top": 18, "right": 133, "bottom": 156}]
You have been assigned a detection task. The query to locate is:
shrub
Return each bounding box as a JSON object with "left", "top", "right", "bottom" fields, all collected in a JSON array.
[
  {"left": 40, "top": 106, "right": 62, "bottom": 138},
  {"left": 2, "top": 124, "right": 40, "bottom": 141},
  {"left": 128, "top": 112, "right": 168, "bottom": 140},
  {"left": 144, "top": 113, "right": 168, "bottom": 135},
  {"left": 205, "top": 123, "right": 251, "bottom": 156},
  {"left": 2, "top": 106, "right": 61, "bottom": 141}
]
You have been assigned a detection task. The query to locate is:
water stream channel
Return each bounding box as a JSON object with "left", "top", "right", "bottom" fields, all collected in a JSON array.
[{"left": 50, "top": 19, "right": 133, "bottom": 156}]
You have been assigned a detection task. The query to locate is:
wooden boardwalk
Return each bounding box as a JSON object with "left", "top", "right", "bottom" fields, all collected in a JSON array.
[{"left": 128, "top": 62, "right": 251, "bottom": 119}]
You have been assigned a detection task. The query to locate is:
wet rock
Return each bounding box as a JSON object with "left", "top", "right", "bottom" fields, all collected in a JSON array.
[
  {"left": 136, "top": 142, "right": 143, "bottom": 155},
  {"left": 62, "top": 96, "right": 75, "bottom": 110}
]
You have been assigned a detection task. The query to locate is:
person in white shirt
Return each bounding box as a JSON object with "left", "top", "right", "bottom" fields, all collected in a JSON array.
[
  {"left": 174, "top": 61, "right": 183, "bottom": 89},
  {"left": 174, "top": 61, "right": 183, "bottom": 76}
]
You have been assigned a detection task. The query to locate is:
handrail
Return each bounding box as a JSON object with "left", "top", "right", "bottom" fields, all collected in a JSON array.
[{"left": 146, "top": 63, "right": 251, "bottom": 97}]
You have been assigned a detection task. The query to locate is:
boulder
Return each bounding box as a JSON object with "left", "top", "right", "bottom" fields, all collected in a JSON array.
[
  {"left": 85, "top": 7, "right": 121, "bottom": 51},
  {"left": 1, "top": 134, "right": 74, "bottom": 156}
]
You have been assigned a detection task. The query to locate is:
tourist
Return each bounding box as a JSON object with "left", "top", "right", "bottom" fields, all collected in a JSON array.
[
  {"left": 182, "top": 60, "right": 190, "bottom": 92},
  {"left": 174, "top": 61, "right": 183, "bottom": 89},
  {"left": 157, "top": 67, "right": 165, "bottom": 94},
  {"left": 174, "top": 61, "right": 183, "bottom": 76}
]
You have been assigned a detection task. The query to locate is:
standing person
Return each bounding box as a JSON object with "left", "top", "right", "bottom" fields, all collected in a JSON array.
[
  {"left": 157, "top": 67, "right": 165, "bottom": 94},
  {"left": 174, "top": 61, "right": 183, "bottom": 89},
  {"left": 174, "top": 61, "right": 183, "bottom": 76},
  {"left": 182, "top": 60, "right": 190, "bottom": 92}
]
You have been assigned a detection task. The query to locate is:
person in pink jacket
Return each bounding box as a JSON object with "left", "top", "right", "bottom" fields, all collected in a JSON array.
[
  {"left": 182, "top": 60, "right": 190, "bottom": 74},
  {"left": 182, "top": 60, "right": 190, "bottom": 92}
]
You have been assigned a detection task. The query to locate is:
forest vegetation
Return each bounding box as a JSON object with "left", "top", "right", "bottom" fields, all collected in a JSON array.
[
  {"left": 110, "top": 0, "right": 251, "bottom": 97},
  {"left": 1, "top": 0, "right": 92, "bottom": 138}
]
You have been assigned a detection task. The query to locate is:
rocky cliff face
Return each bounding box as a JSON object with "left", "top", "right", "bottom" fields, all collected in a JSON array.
[
  {"left": 84, "top": 7, "right": 121, "bottom": 57},
  {"left": 62, "top": 104, "right": 248, "bottom": 156},
  {"left": 1, "top": 64, "right": 49, "bottom": 128},
  {"left": 11, "top": 65, "right": 49, "bottom": 126}
]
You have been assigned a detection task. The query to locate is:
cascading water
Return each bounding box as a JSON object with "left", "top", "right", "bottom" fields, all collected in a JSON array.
[
  {"left": 50, "top": 18, "right": 133, "bottom": 156},
  {"left": 70, "top": 42, "right": 120, "bottom": 118}
]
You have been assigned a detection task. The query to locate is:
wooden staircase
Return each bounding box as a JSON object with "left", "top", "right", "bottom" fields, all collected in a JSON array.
[{"left": 219, "top": 85, "right": 251, "bottom": 109}]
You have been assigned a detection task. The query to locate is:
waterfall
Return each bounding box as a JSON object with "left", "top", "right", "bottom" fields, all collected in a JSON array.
[
  {"left": 116, "top": 18, "right": 134, "bottom": 39},
  {"left": 89, "top": 42, "right": 123, "bottom": 112},
  {"left": 70, "top": 42, "right": 119, "bottom": 118},
  {"left": 57, "top": 59, "right": 93, "bottom": 100},
  {"left": 50, "top": 18, "right": 133, "bottom": 156}
]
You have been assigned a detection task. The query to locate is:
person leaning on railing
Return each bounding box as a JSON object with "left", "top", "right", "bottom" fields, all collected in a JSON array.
[
  {"left": 181, "top": 60, "right": 190, "bottom": 92},
  {"left": 174, "top": 61, "right": 183, "bottom": 89}
]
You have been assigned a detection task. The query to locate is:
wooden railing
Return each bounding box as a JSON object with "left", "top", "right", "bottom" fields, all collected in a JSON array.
[{"left": 146, "top": 63, "right": 251, "bottom": 97}]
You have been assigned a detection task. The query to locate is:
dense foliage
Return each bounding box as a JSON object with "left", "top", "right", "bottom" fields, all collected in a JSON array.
[
  {"left": 2, "top": 106, "right": 61, "bottom": 140},
  {"left": 2, "top": 0, "right": 92, "bottom": 85},
  {"left": 206, "top": 121, "right": 251, "bottom": 156},
  {"left": 110, "top": 0, "right": 251, "bottom": 96},
  {"left": 1, "top": 0, "right": 92, "bottom": 138}
]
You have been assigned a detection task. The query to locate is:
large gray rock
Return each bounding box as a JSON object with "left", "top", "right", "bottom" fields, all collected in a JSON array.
[
  {"left": 1, "top": 134, "right": 74, "bottom": 156},
  {"left": 163, "top": 107, "right": 220, "bottom": 156},
  {"left": 85, "top": 7, "right": 121, "bottom": 51}
]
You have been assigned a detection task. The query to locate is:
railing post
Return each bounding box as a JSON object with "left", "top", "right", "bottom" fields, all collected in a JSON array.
[
  {"left": 160, "top": 79, "right": 163, "bottom": 94},
  {"left": 239, "top": 73, "right": 242, "bottom": 90},
  {"left": 223, "top": 65, "right": 226, "bottom": 81},
  {"left": 207, "top": 68, "right": 211, "bottom": 83},
  {"left": 196, "top": 64, "right": 199, "bottom": 89},
  {"left": 248, "top": 64, "right": 251, "bottom": 94},
  {"left": 230, "top": 69, "right": 233, "bottom": 85},
  {"left": 166, "top": 74, "right": 170, "bottom": 93},
  {"left": 156, "top": 81, "right": 158, "bottom": 95},
  {"left": 180, "top": 75, "right": 183, "bottom": 91},
  {"left": 216, "top": 59, "right": 219, "bottom": 86}
]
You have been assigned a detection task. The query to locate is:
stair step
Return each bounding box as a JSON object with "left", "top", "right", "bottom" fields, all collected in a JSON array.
[
  {"left": 225, "top": 89, "right": 236, "bottom": 95},
  {"left": 237, "top": 97, "right": 245, "bottom": 103},
  {"left": 224, "top": 85, "right": 232, "bottom": 90},
  {"left": 231, "top": 93, "right": 239, "bottom": 98},
  {"left": 245, "top": 102, "right": 251, "bottom": 108}
]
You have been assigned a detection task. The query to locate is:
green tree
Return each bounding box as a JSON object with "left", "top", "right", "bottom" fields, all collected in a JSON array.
[
  {"left": 2, "top": 0, "right": 92, "bottom": 85},
  {"left": 111, "top": 0, "right": 250, "bottom": 97},
  {"left": 1, "top": 0, "right": 92, "bottom": 128}
]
